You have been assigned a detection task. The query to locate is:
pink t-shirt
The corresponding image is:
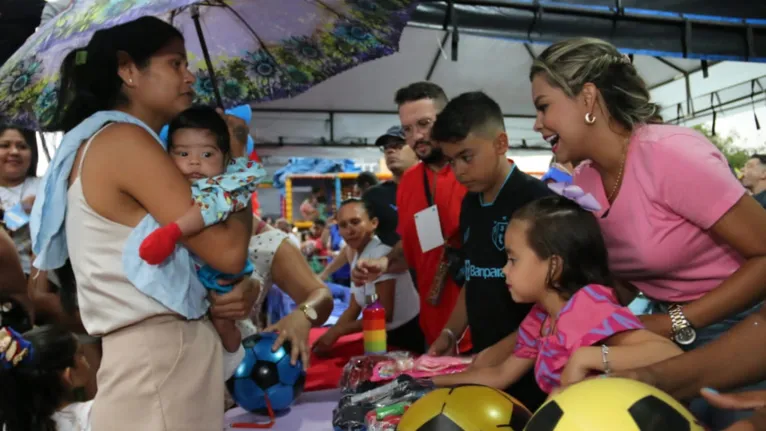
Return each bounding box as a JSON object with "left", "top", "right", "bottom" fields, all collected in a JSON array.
[
  {"left": 513, "top": 284, "right": 643, "bottom": 394},
  {"left": 574, "top": 124, "right": 745, "bottom": 302}
]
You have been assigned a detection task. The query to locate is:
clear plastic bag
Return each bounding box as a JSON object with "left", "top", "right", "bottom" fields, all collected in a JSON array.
[
  {"left": 371, "top": 355, "right": 473, "bottom": 382},
  {"left": 332, "top": 375, "right": 433, "bottom": 431},
  {"left": 338, "top": 351, "right": 412, "bottom": 394}
]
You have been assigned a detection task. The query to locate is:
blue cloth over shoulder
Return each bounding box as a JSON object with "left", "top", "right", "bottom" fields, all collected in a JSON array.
[{"left": 30, "top": 111, "right": 204, "bottom": 319}]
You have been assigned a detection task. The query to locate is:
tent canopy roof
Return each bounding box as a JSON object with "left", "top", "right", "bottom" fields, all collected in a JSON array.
[
  {"left": 255, "top": 26, "right": 707, "bottom": 117},
  {"left": 535, "top": 0, "right": 766, "bottom": 19},
  {"left": 411, "top": 1, "right": 766, "bottom": 62},
  {"left": 253, "top": 25, "right": 766, "bottom": 147}
]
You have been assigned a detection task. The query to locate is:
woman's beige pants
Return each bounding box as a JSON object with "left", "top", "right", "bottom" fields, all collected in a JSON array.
[{"left": 90, "top": 315, "right": 224, "bottom": 431}]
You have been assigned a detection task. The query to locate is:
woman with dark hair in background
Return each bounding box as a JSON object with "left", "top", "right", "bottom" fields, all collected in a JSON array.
[
  {"left": 0, "top": 128, "right": 39, "bottom": 336},
  {"left": 0, "top": 126, "right": 39, "bottom": 274}
]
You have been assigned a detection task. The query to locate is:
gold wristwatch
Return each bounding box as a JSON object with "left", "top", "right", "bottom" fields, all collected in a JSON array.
[{"left": 299, "top": 303, "right": 318, "bottom": 323}]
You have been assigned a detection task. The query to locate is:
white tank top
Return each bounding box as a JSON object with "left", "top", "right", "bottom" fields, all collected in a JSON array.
[{"left": 65, "top": 127, "right": 171, "bottom": 336}]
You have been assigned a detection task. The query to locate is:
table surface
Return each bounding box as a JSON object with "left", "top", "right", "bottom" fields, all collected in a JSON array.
[
  {"left": 224, "top": 389, "right": 341, "bottom": 430},
  {"left": 223, "top": 327, "right": 387, "bottom": 430},
  {"left": 305, "top": 328, "right": 365, "bottom": 392}
]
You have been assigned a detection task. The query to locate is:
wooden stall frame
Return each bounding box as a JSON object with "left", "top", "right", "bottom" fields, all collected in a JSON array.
[{"left": 285, "top": 172, "right": 393, "bottom": 228}]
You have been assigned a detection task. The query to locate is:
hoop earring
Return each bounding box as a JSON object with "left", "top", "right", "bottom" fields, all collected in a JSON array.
[{"left": 585, "top": 112, "right": 596, "bottom": 125}]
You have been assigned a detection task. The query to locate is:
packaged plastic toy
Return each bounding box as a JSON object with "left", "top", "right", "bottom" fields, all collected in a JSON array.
[
  {"left": 332, "top": 375, "right": 433, "bottom": 431},
  {"left": 371, "top": 355, "right": 473, "bottom": 382},
  {"left": 339, "top": 351, "right": 412, "bottom": 394}
]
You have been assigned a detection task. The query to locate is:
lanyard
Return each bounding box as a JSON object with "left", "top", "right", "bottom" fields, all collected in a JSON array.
[{"left": 422, "top": 166, "right": 437, "bottom": 206}]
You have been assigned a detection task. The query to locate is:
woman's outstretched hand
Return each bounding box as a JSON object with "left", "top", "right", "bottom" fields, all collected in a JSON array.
[
  {"left": 352, "top": 257, "right": 388, "bottom": 285},
  {"left": 209, "top": 277, "right": 260, "bottom": 320},
  {"left": 702, "top": 388, "right": 766, "bottom": 411},
  {"left": 704, "top": 390, "right": 766, "bottom": 431},
  {"left": 264, "top": 310, "right": 312, "bottom": 370}
]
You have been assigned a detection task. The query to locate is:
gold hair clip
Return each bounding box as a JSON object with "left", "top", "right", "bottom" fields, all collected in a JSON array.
[{"left": 75, "top": 50, "right": 88, "bottom": 66}]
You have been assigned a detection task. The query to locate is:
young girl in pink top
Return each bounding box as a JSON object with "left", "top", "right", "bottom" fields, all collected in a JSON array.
[
  {"left": 433, "top": 195, "right": 681, "bottom": 394},
  {"left": 529, "top": 37, "right": 766, "bottom": 429}
]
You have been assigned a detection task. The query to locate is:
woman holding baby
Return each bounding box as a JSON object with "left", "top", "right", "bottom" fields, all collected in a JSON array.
[{"left": 30, "top": 16, "right": 332, "bottom": 431}]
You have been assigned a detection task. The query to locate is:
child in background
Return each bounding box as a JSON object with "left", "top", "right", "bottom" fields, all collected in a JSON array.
[
  {"left": 0, "top": 325, "right": 243, "bottom": 431},
  {"left": 138, "top": 106, "right": 265, "bottom": 352},
  {"left": 0, "top": 325, "right": 92, "bottom": 431},
  {"left": 300, "top": 187, "right": 324, "bottom": 221},
  {"left": 433, "top": 194, "right": 682, "bottom": 394}
]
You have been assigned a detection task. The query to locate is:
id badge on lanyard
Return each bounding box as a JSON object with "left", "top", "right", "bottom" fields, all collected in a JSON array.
[{"left": 415, "top": 205, "right": 444, "bottom": 253}]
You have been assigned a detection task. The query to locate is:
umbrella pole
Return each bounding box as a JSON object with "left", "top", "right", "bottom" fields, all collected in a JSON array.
[
  {"left": 38, "top": 132, "right": 52, "bottom": 162},
  {"left": 190, "top": 5, "right": 224, "bottom": 109}
]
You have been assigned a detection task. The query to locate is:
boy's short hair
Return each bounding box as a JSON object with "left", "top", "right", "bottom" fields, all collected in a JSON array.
[
  {"left": 431, "top": 91, "right": 505, "bottom": 144},
  {"left": 167, "top": 106, "right": 231, "bottom": 155}
]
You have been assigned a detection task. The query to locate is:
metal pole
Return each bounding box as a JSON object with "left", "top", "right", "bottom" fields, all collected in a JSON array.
[
  {"left": 191, "top": 5, "right": 224, "bottom": 108},
  {"left": 37, "top": 132, "right": 51, "bottom": 162}
]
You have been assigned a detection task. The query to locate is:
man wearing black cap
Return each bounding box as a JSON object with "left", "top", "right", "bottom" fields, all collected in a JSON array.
[
  {"left": 318, "top": 126, "right": 418, "bottom": 281},
  {"left": 363, "top": 126, "right": 418, "bottom": 245}
]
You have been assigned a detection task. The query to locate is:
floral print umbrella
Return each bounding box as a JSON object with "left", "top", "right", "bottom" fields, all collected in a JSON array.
[{"left": 0, "top": 0, "right": 418, "bottom": 130}]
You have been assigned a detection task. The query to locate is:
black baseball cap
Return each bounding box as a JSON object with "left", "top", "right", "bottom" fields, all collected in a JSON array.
[{"left": 374, "top": 126, "right": 405, "bottom": 147}]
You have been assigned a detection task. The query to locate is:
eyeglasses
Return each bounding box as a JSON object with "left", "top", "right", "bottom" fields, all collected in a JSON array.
[{"left": 401, "top": 117, "right": 435, "bottom": 138}]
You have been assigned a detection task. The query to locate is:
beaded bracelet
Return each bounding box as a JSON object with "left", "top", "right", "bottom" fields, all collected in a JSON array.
[{"left": 601, "top": 344, "right": 611, "bottom": 375}]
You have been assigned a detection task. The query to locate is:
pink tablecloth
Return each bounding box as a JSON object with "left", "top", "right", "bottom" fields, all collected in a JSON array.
[{"left": 224, "top": 389, "right": 341, "bottom": 430}]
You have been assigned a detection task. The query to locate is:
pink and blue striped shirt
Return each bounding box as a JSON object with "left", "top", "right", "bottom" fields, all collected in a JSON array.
[{"left": 513, "top": 284, "right": 643, "bottom": 393}]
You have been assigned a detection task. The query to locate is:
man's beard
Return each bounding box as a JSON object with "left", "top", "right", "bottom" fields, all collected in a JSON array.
[{"left": 417, "top": 142, "right": 445, "bottom": 165}]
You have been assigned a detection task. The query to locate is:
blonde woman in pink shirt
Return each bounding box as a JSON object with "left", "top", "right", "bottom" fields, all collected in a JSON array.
[{"left": 529, "top": 37, "right": 766, "bottom": 430}]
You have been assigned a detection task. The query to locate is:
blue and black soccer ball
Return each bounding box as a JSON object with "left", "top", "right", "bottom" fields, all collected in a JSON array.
[{"left": 226, "top": 332, "right": 306, "bottom": 412}]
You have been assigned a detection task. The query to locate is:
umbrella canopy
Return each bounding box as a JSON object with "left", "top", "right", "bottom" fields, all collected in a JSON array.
[{"left": 0, "top": 0, "right": 418, "bottom": 130}]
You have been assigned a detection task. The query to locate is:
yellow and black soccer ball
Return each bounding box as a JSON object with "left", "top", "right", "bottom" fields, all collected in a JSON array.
[
  {"left": 524, "top": 378, "right": 707, "bottom": 431},
  {"left": 397, "top": 384, "right": 532, "bottom": 431}
]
